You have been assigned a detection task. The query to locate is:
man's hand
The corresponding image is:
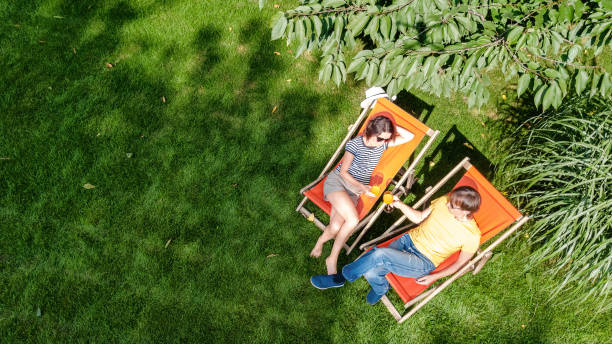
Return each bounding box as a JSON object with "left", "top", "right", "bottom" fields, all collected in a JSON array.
[{"left": 415, "top": 275, "right": 437, "bottom": 285}]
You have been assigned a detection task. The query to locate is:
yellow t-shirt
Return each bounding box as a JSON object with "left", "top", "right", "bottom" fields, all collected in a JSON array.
[{"left": 409, "top": 196, "right": 480, "bottom": 267}]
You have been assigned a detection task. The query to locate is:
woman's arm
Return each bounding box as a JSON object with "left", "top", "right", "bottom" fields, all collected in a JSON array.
[
  {"left": 415, "top": 250, "right": 474, "bottom": 285},
  {"left": 338, "top": 152, "right": 371, "bottom": 195},
  {"left": 390, "top": 200, "right": 431, "bottom": 224},
  {"left": 388, "top": 125, "right": 415, "bottom": 147}
]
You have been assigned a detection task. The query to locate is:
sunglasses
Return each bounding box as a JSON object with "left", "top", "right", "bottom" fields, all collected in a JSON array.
[{"left": 376, "top": 136, "right": 391, "bottom": 142}]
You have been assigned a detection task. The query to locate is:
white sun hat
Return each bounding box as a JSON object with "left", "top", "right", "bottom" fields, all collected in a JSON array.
[{"left": 360, "top": 86, "right": 397, "bottom": 109}]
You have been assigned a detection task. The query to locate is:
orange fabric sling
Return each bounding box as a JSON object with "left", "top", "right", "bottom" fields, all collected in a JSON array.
[{"left": 304, "top": 98, "right": 431, "bottom": 220}]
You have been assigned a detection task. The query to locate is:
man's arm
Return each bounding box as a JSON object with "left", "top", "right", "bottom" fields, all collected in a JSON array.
[
  {"left": 415, "top": 250, "right": 474, "bottom": 285},
  {"left": 391, "top": 200, "right": 431, "bottom": 224}
]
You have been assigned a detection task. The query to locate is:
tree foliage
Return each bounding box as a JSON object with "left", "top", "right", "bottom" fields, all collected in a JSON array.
[{"left": 268, "top": 0, "right": 612, "bottom": 109}]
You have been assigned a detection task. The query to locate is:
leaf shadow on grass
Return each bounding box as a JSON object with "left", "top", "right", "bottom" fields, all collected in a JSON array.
[
  {"left": 131, "top": 15, "right": 363, "bottom": 343},
  {"left": 486, "top": 94, "right": 541, "bottom": 152},
  {"left": 0, "top": 0, "right": 187, "bottom": 341}
]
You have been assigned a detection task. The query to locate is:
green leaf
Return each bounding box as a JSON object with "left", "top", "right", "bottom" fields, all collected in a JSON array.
[
  {"left": 334, "top": 16, "right": 345, "bottom": 41},
  {"left": 433, "top": 0, "right": 448, "bottom": 10},
  {"left": 431, "top": 27, "right": 443, "bottom": 43},
  {"left": 366, "top": 16, "right": 379, "bottom": 37},
  {"left": 574, "top": 0, "right": 586, "bottom": 18},
  {"left": 374, "top": 59, "right": 389, "bottom": 85},
  {"left": 313, "top": 16, "right": 323, "bottom": 39},
  {"left": 295, "top": 40, "right": 308, "bottom": 57},
  {"left": 344, "top": 29, "right": 356, "bottom": 49},
  {"left": 333, "top": 65, "right": 342, "bottom": 86},
  {"left": 455, "top": 16, "right": 473, "bottom": 32},
  {"left": 350, "top": 13, "right": 369, "bottom": 36},
  {"left": 366, "top": 61, "right": 379, "bottom": 86},
  {"left": 357, "top": 63, "right": 370, "bottom": 80},
  {"left": 347, "top": 58, "right": 366, "bottom": 74},
  {"left": 558, "top": 6, "right": 574, "bottom": 22},
  {"left": 387, "top": 78, "right": 399, "bottom": 97},
  {"left": 319, "top": 63, "right": 333, "bottom": 83},
  {"left": 304, "top": 17, "right": 313, "bottom": 41},
  {"left": 590, "top": 73, "right": 602, "bottom": 97},
  {"left": 407, "top": 55, "right": 423, "bottom": 77},
  {"left": 600, "top": 73, "right": 611, "bottom": 97},
  {"left": 448, "top": 21, "right": 460, "bottom": 42},
  {"left": 395, "top": 56, "right": 410, "bottom": 77},
  {"left": 517, "top": 73, "right": 531, "bottom": 98},
  {"left": 575, "top": 70, "right": 589, "bottom": 95},
  {"left": 534, "top": 84, "right": 547, "bottom": 108},
  {"left": 542, "top": 81, "right": 557, "bottom": 111},
  {"left": 558, "top": 66, "right": 570, "bottom": 80},
  {"left": 551, "top": 81, "right": 562, "bottom": 109},
  {"left": 448, "top": 56, "right": 462, "bottom": 75},
  {"left": 322, "top": 0, "right": 346, "bottom": 8},
  {"left": 544, "top": 69, "right": 560, "bottom": 79},
  {"left": 550, "top": 31, "right": 563, "bottom": 55},
  {"left": 380, "top": 16, "right": 391, "bottom": 41},
  {"left": 507, "top": 26, "right": 523, "bottom": 44},
  {"left": 271, "top": 15, "right": 288, "bottom": 40},
  {"left": 423, "top": 56, "right": 437, "bottom": 79},
  {"left": 567, "top": 45, "right": 582, "bottom": 63},
  {"left": 296, "top": 19, "right": 306, "bottom": 43}
]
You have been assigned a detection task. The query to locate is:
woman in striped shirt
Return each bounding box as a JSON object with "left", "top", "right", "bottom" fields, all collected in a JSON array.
[{"left": 310, "top": 113, "right": 415, "bottom": 275}]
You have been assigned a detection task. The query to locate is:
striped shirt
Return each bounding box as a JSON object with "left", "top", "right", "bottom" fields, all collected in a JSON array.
[{"left": 335, "top": 136, "right": 388, "bottom": 184}]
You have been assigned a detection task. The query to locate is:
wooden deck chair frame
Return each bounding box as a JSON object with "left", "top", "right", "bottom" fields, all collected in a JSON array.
[
  {"left": 359, "top": 157, "right": 530, "bottom": 323},
  {"left": 296, "top": 98, "right": 439, "bottom": 255}
]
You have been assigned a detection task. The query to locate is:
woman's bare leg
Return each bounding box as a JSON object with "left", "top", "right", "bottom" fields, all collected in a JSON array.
[
  {"left": 324, "top": 191, "right": 359, "bottom": 274},
  {"left": 310, "top": 208, "right": 344, "bottom": 257}
]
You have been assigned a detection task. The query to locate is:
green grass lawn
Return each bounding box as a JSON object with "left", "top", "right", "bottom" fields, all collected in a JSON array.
[{"left": 1, "top": 0, "right": 610, "bottom": 342}]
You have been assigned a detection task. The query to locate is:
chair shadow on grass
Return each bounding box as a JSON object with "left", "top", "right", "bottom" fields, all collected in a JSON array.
[{"left": 394, "top": 90, "right": 435, "bottom": 125}]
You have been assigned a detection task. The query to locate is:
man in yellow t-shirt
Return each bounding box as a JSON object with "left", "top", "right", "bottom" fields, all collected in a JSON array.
[{"left": 311, "top": 186, "right": 481, "bottom": 305}]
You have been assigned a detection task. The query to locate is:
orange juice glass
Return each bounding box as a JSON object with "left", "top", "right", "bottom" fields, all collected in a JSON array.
[
  {"left": 383, "top": 191, "right": 393, "bottom": 204},
  {"left": 370, "top": 185, "right": 380, "bottom": 196}
]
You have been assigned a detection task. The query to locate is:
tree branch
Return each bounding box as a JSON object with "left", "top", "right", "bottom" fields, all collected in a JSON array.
[
  {"left": 504, "top": 42, "right": 550, "bottom": 80},
  {"left": 528, "top": 51, "right": 603, "bottom": 70}
]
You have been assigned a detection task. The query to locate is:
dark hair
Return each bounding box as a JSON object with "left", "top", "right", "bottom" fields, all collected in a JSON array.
[
  {"left": 449, "top": 186, "right": 481, "bottom": 213},
  {"left": 364, "top": 113, "right": 395, "bottom": 139}
]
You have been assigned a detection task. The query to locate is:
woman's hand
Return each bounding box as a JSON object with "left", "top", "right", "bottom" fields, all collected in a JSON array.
[{"left": 361, "top": 184, "right": 376, "bottom": 197}]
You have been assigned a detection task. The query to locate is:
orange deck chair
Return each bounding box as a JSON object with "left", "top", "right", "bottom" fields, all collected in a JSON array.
[
  {"left": 360, "top": 158, "right": 530, "bottom": 323},
  {"left": 296, "top": 97, "right": 439, "bottom": 254}
]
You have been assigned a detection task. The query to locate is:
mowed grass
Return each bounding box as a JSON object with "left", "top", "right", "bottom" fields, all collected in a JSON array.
[{"left": 0, "top": 0, "right": 610, "bottom": 343}]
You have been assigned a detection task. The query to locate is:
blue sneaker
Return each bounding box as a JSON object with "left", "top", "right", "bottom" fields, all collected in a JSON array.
[
  {"left": 310, "top": 274, "right": 345, "bottom": 290},
  {"left": 366, "top": 288, "right": 384, "bottom": 305}
]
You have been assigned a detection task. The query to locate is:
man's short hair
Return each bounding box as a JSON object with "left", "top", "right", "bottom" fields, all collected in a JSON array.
[{"left": 450, "top": 186, "right": 481, "bottom": 213}]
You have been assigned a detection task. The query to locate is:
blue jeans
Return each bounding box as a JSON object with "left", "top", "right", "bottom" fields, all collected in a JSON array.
[{"left": 342, "top": 234, "right": 435, "bottom": 296}]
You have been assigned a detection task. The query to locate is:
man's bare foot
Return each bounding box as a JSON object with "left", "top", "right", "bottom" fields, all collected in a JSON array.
[
  {"left": 309, "top": 245, "right": 322, "bottom": 258},
  {"left": 325, "top": 256, "right": 337, "bottom": 275}
]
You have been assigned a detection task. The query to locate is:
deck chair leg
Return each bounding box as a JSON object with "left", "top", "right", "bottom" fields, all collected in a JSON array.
[
  {"left": 473, "top": 251, "right": 492, "bottom": 275},
  {"left": 296, "top": 196, "right": 309, "bottom": 212},
  {"left": 297, "top": 207, "right": 327, "bottom": 231},
  {"left": 381, "top": 295, "right": 402, "bottom": 322},
  {"left": 404, "top": 288, "right": 436, "bottom": 309}
]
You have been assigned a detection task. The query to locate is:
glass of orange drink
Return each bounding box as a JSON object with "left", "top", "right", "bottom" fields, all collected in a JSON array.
[
  {"left": 370, "top": 185, "right": 380, "bottom": 196},
  {"left": 383, "top": 191, "right": 393, "bottom": 204}
]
